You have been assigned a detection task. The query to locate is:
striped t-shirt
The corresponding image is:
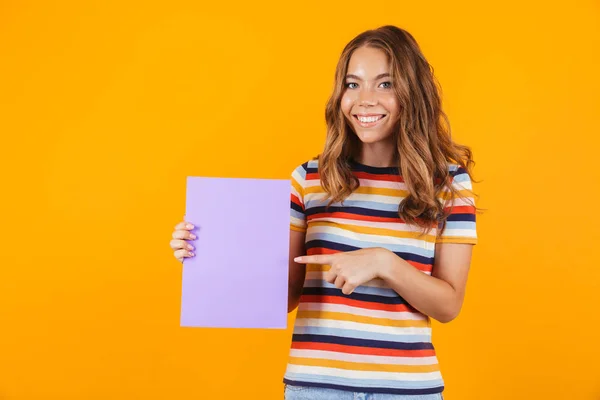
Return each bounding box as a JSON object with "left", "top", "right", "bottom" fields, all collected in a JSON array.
[{"left": 283, "top": 158, "right": 477, "bottom": 395}]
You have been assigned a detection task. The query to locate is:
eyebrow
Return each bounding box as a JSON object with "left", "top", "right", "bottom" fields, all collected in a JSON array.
[{"left": 345, "top": 73, "right": 391, "bottom": 81}]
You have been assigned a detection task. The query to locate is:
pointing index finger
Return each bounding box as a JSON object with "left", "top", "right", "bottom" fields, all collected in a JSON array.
[
  {"left": 294, "top": 254, "right": 335, "bottom": 264},
  {"left": 175, "top": 221, "right": 195, "bottom": 230}
]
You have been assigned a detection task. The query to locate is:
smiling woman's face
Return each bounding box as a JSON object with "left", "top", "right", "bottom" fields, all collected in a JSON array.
[{"left": 341, "top": 46, "right": 400, "bottom": 145}]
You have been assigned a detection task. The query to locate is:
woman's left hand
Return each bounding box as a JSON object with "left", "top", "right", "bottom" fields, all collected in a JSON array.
[{"left": 294, "top": 248, "right": 393, "bottom": 295}]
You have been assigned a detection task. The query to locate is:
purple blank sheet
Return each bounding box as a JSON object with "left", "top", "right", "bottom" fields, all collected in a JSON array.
[{"left": 180, "top": 177, "right": 290, "bottom": 329}]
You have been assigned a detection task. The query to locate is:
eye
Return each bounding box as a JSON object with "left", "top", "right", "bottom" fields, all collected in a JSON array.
[
  {"left": 380, "top": 81, "right": 392, "bottom": 89},
  {"left": 345, "top": 82, "right": 358, "bottom": 89}
]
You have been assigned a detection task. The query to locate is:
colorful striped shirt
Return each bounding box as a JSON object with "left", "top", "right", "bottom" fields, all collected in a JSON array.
[{"left": 283, "top": 158, "right": 478, "bottom": 395}]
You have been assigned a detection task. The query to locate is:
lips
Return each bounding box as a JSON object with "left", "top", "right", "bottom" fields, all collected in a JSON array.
[{"left": 353, "top": 114, "right": 387, "bottom": 128}]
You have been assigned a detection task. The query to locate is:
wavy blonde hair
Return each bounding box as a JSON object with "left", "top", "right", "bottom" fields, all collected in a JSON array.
[{"left": 319, "top": 25, "right": 478, "bottom": 236}]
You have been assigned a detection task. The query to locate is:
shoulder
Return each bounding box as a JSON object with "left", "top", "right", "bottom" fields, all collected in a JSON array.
[
  {"left": 446, "top": 163, "right": 472, "bottom": 186},
  {"left": 447, "top": 162, "right": 467, "bottom": 176},
  {"left": 440, "top": 163, "right": 473, "bottom": 194},
  {"left": 291, "top": 157, "right": 320, "bottom": 180}
]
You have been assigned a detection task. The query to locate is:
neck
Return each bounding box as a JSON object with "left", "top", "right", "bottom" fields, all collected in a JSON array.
[{"left": 357, "top": 141, "right": 397, "bottom": 168}]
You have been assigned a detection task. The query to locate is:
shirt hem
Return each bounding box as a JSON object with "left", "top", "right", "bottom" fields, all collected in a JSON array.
[
  {"left": 290, "top": 225, "right": 307, "bottom": 233},
  {"left": 435, "top": 237, "right": 478, "bottom": 245},
  {"left": 283, "top": 377, "right": 444, "bottom": 395}
]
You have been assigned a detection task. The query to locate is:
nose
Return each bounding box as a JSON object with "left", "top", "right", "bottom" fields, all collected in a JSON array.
[{"left": 358, "top": 87, "right": 377, "bottom": 107}]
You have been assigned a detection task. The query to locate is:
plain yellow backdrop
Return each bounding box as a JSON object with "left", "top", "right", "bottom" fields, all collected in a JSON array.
[{"left": 1, "top": 1, "right": 599, "bottom": 399}]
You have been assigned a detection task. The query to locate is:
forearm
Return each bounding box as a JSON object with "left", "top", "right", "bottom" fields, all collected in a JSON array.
[{"left": 378, "top": 252, "right": 463, "bottom": 323}]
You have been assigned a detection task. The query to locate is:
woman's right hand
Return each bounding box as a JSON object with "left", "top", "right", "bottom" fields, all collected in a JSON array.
[{"left": 170, "top": 220, "right": 196, "bottom": 262}]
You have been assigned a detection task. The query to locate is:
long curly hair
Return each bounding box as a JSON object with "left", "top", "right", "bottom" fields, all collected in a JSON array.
[{"left": 319, "top": 25, "right": 478, "bottom": 236}]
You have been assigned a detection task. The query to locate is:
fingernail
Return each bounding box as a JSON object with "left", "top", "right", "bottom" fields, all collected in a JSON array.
[
  {"left": 187, "top": 245, "right": 194, "bottom": 250},
  {"left": 186, "top": 224, "right": 194, "bottom": 229},
  {"left": 189, "top": 252, "right": 195, "bottom": 257},
  {"left": 294, "top": 257, "right": 301, "bottom": 262},
  {"left": 190, "top": 234, "right": 196, "bottom": 239}
]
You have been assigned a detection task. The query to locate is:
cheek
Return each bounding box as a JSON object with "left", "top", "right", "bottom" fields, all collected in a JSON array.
[
  {"left": 383, "top": 96, "right": 400, "bottom": 119},
  {"left": 340, "top": 93, "right": 354, "bottom": 116}
]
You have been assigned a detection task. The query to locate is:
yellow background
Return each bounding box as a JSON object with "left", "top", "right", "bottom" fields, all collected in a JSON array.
[{"left": 1, "top": 1, "right": 599, "bottom": 399}]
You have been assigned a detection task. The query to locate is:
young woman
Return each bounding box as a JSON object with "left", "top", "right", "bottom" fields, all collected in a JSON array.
[{"left": 170, "top": 25, "right": 478, "bottom": 400}]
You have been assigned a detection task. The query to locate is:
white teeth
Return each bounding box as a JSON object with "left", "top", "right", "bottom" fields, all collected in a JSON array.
[{"left": 358, "top": 115, "right": 383, "bottom": 123}]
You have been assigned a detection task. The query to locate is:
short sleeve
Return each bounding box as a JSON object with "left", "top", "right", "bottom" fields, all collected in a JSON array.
[
  {"left": 436, "top": 165, "right": 478, "bottom": 244},
  {"left": 290, "top": 163, "right": 308, "bottom": 233}
]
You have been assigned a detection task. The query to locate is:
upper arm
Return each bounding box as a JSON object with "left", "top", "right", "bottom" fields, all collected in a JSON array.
[
  {"left": 289, "top": 229, "right": 306, "bottom": 261},
  {"left": 289, "top": 163, "right": 308, "bottom": 252},
  {"left": 288, "top": 229, "right": 307, "bottom": 313},
  {"left": 436, "top": 165, "right": 478, "bottom": 245},
  {"left": 432, "top": 164, "right": 478, "bottom": 300},
  {"left": 288, "top": 164, "right": 308, "bottom": 311},
  {"left": 290, "top": 164, "right": 308, "bottom": 233},
  {"left": 432, "top": 243, "right": 473, "bottom": 299}
]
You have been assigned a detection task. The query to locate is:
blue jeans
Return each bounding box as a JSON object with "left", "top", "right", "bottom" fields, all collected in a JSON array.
[{"left": 284, "top": 385, "right": 443, "bottom": 400}]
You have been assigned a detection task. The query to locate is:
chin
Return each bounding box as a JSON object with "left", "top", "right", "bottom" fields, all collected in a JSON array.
[{"left": 354, "top": 129, "right": 392, "bottom": 144}]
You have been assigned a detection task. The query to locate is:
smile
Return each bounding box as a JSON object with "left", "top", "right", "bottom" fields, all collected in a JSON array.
[{"left": 353, "top": 114, "right": 387, "bottom": 128}]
